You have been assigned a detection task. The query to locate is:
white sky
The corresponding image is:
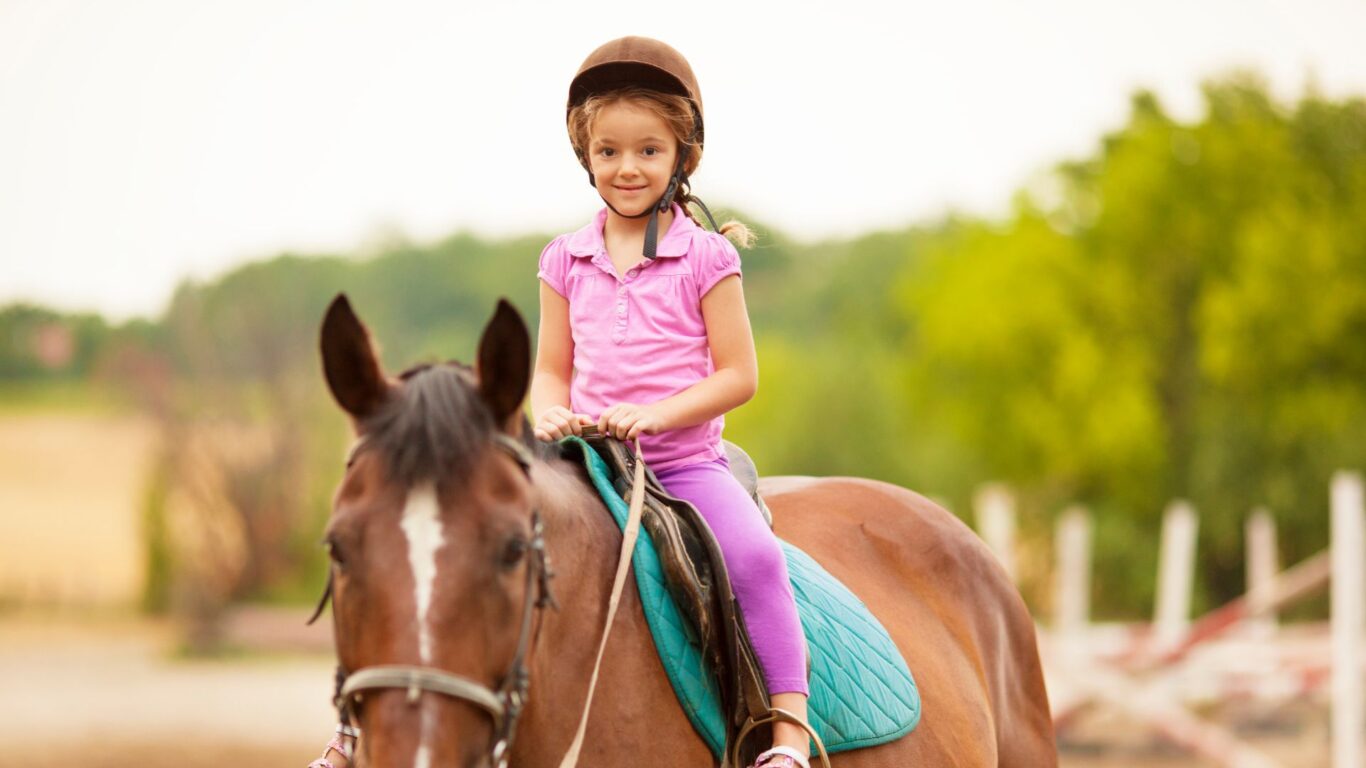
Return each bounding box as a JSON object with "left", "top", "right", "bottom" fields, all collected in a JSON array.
[{"left": 2, "top": 0, "right": 1364, "bottom": 320}]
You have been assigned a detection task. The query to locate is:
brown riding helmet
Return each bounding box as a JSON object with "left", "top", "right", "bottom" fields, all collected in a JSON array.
[{"left": 566, "top": 36, "right": 704, "bottom": 171}]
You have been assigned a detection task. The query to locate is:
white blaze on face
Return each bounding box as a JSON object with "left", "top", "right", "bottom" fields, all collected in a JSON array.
[
  {"left": 401, "top": 482, "right": 444, "bottom": 663},
  {"left": 413, "top": 708, "right": 437, "bottom": 768},
  {"left": 401, "top": 482, "right": 444, "bottom": 767}
]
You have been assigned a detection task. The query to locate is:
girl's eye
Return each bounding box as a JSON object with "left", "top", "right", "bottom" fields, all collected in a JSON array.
[
  {"left": 643, "top": 147, "right": 658, "bottom": 156},
  {"left": 599, "top": 148, "right": 615, "bottom": 157}
]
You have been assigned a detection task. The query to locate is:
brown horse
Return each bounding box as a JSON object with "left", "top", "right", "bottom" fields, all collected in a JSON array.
[{"left": 317, "top": 294, "right": 1057, "bottom": 768}]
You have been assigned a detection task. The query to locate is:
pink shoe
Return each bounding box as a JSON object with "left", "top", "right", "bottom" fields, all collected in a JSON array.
[
  {"left": 749, "top": 746, "right": 811, "bottom": 768},
  {"left": 307, "top": 724, "right": 359, "bottom": 768}
]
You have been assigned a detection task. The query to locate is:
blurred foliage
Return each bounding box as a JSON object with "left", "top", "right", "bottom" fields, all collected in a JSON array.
[
  {"left": 2, "top": 74, "right": 1363, "bottom": 621},
  {"left": 745, "top": 76, "right": 1365, "bottom": 616}
]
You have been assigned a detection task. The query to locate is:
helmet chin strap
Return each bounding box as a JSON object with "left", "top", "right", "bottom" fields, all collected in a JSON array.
[
  {"left": 581, "top": 119, "right": 726, "bottom": 256},
  {"left": 587, "top": 125, "right": 718, "bottom": 259},
  {"left": 590, "top": 144, "right": 687, "bottom": 259}
]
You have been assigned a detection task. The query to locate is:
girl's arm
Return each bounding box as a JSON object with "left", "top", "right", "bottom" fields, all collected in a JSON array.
[
  {"left": 600, "top": 274, "right": 757, "bottom": 438},
  {"left": 530, "top": 280, "right": 591, "bottom": 439}
]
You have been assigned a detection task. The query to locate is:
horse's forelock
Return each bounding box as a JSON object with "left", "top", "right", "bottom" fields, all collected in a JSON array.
[{"left": 365, "top": 362, "right": 493, "bottom": 489}]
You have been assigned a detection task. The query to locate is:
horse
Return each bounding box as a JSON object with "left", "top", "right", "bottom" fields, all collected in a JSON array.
[{"left": 316, "top": 294, "right": 1057, "bottom": 768}]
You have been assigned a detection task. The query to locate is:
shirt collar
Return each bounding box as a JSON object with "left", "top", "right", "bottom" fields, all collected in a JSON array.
[{"left": 564, "top": 203, "right": 696, "bottom": 259}]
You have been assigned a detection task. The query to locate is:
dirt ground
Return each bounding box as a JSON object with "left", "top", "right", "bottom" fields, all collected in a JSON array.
[
  {"left": 0, "top": 611, "right": 1335, "bottom": 768},
  {"left": 2, "top": 741, "right": 307, "bottom": 768},
  {"left": 0, "top": 613, "right": 335, "bottom": 768},
  {"left": 1055, "top": 703, "right": 1330, "bottom": 768}
]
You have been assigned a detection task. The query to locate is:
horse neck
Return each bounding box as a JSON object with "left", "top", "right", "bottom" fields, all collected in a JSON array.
[
  {"left": 530, "top": 455, "right": 627, "bottom": 653},
  {"left": 515, "top": 456, "right": 702, "bottom": 763}
]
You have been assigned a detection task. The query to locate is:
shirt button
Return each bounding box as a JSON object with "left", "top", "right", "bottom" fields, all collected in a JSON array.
[
  {"left": 628, "top": 268, "right": 639, "bottom": 278},
  {"left": 616, "top": 305, "right": 626, "bottom": 315}
]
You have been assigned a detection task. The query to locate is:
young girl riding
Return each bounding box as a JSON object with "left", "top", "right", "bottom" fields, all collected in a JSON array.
[
  {"left": 530, "top": 36, "right": 813, "bottom": 768},
  {"left": 307, "top": 34, "right": 813, "bottom": 768}
]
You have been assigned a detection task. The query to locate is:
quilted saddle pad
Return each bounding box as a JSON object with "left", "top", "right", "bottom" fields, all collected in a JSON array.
[{"left": 565, "top": 437, "right": 921, "bottom": 758}]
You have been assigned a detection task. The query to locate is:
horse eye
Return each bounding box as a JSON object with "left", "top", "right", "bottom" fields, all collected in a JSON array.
[
  {"left": 500, "top": 538, "right": 527, "bottom": 569},
  {"left": 325, "top": 536, "right": 346, "bottom": 568}
]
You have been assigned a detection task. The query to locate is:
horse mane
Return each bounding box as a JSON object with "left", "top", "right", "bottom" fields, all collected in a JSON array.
[
  {"left": 361, "top": 361, "right": 556, "bottom": 489},
  {"left": 362, "top": 361, "right": 491, "bottom": 489}
]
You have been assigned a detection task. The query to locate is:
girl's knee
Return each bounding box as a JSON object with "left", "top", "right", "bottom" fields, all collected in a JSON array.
[{"left": 727, "top": 535, "right": 789, "bottom": 588}]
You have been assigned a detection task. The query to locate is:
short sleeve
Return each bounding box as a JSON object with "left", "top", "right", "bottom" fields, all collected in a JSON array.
[
  {"left": 537, "top": 235, "right": 570, "bottom": 298},
  {"left": 694, "top": 233, "right": 742, "bottom": 298}
]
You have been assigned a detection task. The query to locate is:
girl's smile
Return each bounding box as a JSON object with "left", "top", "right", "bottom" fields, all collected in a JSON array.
[{"left": 588, "top": 101, "right": 678, "bottom": 217}]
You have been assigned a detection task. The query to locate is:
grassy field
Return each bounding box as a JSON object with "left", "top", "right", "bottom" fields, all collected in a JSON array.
[
  {"left": 0, "top": 405, "right": 156, "bottom": 606},
  {"left": 0, "top": 379, "right": 135, "bottom": 415}
]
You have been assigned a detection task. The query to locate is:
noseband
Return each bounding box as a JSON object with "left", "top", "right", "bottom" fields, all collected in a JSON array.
[{"left": 310, "top": 432, "right": 556, "bottom": 768}]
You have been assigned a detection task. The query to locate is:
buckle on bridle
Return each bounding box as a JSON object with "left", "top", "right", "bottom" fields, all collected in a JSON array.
[{"left": 490, "top": 738, "right": 510, "bottom": 768}]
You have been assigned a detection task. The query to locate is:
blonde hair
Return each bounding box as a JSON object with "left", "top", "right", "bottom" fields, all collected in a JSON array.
[{"left": 568, "top": 87, "right": 756, "bottom": 249}]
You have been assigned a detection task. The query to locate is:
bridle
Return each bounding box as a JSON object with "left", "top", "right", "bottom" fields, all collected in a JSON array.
[
  {"left": 311, "top": 429, "right": 646, "bottom": 768},
  {"left": 309, "top": 432, "right": 557, "bottom": 768}
]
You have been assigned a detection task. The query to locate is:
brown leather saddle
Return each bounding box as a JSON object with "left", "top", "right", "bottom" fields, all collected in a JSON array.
[{"left": 565, "top": 430, "right": 787, "bottom": 768}]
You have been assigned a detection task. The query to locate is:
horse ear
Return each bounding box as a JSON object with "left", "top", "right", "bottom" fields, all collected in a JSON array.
[
  {"left": 320, "top": 294, "right": 389, "bottom": 421},
  {"left": 476, "top": 298, "right": 531, "bottom": 433}
]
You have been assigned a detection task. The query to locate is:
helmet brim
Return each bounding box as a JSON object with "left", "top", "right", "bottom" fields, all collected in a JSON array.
[{"left": 569, "top": 61, "right": 694, "bottom": 111}]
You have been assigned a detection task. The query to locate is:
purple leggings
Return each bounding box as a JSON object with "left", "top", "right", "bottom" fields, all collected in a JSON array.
[{"left": 653, "top": 457, "right": 809, "bottom": 696}]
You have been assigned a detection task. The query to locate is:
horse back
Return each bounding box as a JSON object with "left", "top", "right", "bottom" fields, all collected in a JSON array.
[{"left": 760, "top": 476, "right": 1057, "bottom": 767}]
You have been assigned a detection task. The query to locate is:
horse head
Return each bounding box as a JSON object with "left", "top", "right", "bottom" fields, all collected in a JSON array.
[{"left": 318, "top": 294, "right": 550, "bottom": 768}]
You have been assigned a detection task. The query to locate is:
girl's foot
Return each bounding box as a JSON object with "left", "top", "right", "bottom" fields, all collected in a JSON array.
[
  {"left": 766, "top": 691, "right": 812, "bottom": 766},
  {"left": 307, "top": 724, "right": 358, "bottom": 768},
  {"left": 750, "top": 745, "right": 811, "bottom": 768}
]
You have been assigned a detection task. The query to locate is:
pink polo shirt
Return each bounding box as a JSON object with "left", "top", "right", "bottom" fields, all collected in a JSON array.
[{"left": 538, "top": 203, "right": 743, "bottom": 472}]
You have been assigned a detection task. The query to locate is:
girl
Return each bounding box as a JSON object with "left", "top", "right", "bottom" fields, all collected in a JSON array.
[
  {"left": 531, "top": 36, "right": 812, "bottom": 768},
  {"left": 306, "top": 35, "right": 811, "bottom": 768}
]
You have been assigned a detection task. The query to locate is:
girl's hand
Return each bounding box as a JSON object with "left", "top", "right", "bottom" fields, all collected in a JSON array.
[
  {"left": 599, "top": 402, "right": 667, "bottom": 441},
  {"left": 533, "top": 406, "right": 595, "bottom": 442}
]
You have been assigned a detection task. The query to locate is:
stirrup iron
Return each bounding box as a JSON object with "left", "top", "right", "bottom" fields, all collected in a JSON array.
[{"left": 728, "top": 707, "right": 831, "bottom": 768}]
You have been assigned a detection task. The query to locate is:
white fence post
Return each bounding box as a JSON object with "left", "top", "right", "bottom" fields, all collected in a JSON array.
[
  {"left": 1331, "top": 471, "right": 1364, "bottom": 768},
  {"left": 1053, "top": 505, "right": 1092, "bottom": 648},
  {"left": 1245, "top": 508, "right": 1279, "bottom": 637},
  {"left": 1154, "top": 500, "right": 1198, "bottom": 651},
  {"left": 974, "top": 484, "right": 1016, "bottom": 582}
]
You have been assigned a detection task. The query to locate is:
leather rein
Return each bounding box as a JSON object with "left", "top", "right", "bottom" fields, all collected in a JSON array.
[{"left": 308, "top": 432, "right": 557, "bottom": 768}]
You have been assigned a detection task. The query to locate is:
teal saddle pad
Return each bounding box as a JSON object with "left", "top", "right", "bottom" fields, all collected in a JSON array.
[{"left": 563, "top": 437, "right": 921, "bottom": 758}]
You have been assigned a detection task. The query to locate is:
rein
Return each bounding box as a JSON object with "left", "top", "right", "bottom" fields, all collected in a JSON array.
[
  {"left": 312, "top": 429, "right": 646, "bottom": 768},
  {"left": 554, "top": 433, "right": 646, "bottom": 767}
]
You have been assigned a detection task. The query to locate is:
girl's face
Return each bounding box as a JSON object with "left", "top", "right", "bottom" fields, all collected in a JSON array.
[{"left": 587, "top": 100, "right": 679, "bottom": 217}]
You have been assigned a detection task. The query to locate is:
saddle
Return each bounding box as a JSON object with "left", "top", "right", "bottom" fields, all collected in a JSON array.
[{"left": 561, "top": 431, "right": 783, "bottom": 768}]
